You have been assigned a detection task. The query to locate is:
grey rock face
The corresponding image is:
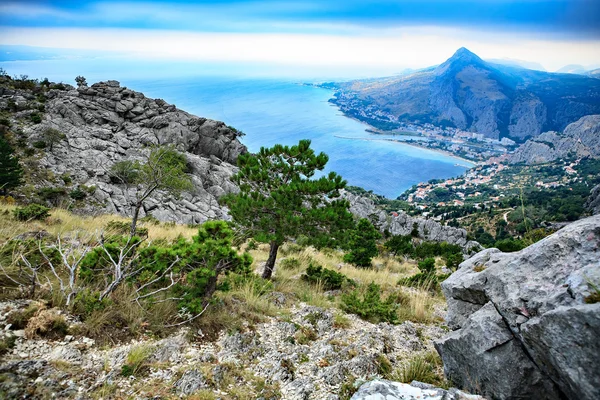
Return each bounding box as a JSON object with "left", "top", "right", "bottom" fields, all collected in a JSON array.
[
  {"left": 343, "top": 191, "right": 480, "bottom": 250},
  {"left": 510, "top": 114, "right": 600, "bottom": 164},
  {"left": 585, "top": 183, "right": 600, "bottom": 215},
  {"left": 174, "top": 369, "right": 208, "bottom": 395},
  {"left": 6, "top": 80, "right": 246, "bottom": 224},
  {"left": 350, "top": 379, "right": 485, "bottom": 400},
  {"left": 435, "top": 215, "right": 600, "bottom": 400}
]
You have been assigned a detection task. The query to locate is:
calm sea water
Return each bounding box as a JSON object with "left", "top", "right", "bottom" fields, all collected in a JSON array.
[
  {"left": 0, "top": 59, "right": 471, "bottom": 198},
  {"left": 125, "top": 77, "right": 471, "bottom": 198}
]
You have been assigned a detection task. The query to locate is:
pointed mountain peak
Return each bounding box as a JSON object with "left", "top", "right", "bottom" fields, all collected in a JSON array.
[
  {"left": 435, "top": 47, "right": 487, "bottom": 75},
  {"left": 449, "top": 47, "right": 483, "bottom": 64}
]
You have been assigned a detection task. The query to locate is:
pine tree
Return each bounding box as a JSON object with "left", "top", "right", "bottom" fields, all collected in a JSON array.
[
  {"left": 222, "top": 139, "right": 354, "bottom": 279},
  {"left": 343, "top": 218, "right": 381, "bottom": 268},
  {"left": 0, "top": 136, "right": 23, "bottom": 194}
]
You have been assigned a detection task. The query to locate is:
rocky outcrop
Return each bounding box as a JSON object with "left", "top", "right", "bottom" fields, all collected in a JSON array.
[
  {"left": 1, "top": 80, "right": 246, "bottom": 224},
  {"left": 586, "top": 183, "right": 600, "bottom": 215},
  {"left": 435, "top": 215, "right": 600, "bottom": 400},
  {"left": 509, "top": 115, "right": 600, "bottom": 164},
  {"left": 351, "top": 380, "right": 484, "bottom": 400},
  {"left": 343, "top": 191, "right": 480, "bottom": 251}
]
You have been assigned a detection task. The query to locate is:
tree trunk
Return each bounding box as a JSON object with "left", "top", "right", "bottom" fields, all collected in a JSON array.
[
  {"left": 130, "top": 202, "right": 142, "bottom": 236},
  {"left": 262, "top": 241, "right": 280, "bottom": 280}
]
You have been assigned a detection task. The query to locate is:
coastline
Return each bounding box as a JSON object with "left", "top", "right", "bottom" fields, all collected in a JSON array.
[
  {"left": 333, "top": 135, "right": 477, "bottom": 167},
  {"left": 324, "top": 96, "right": 476, "bottom": 166}
]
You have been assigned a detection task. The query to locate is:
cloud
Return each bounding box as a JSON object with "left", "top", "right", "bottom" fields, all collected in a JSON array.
[
  {"left": 2, "top": 26, "right": 600, "bottom": 72},
  {"left": 1, "top": 0, "right": 599, "bottom": 39}
]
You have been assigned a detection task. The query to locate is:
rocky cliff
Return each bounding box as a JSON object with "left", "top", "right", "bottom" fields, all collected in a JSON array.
[
  {"left": 0, "top": 78, "right": 246, "bottom": 224},
  {"left": 328, "top": 48, "right": 600, "bottom": 141},
  {"left": 509, "top": 114, "right": 600, "bottom": 164},
  {"left": 435, "top": 215, "right": 600, "bottom": 400},
  {"left": 586, "top": 184, "right": 600, "bottom": 215},
  {"left": 343, "top": 191, "right": 480, "bottom": 251}
]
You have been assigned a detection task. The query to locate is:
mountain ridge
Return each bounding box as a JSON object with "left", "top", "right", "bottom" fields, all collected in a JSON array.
[{"left": 326, "top": 47, "right": 600, "bottom": 142}]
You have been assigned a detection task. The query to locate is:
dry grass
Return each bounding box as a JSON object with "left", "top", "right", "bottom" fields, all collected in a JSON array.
[
  {"left": 24, "top": 308, "right": 68, "bottom": 339},
  {"left": 0, "top": 203, "right": 197, "bottom": 244},
  {"left": 390, "top": 350, "right": 449, "bottom": 388}
]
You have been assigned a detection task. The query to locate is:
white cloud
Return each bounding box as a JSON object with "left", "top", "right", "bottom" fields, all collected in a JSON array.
[{"left": 1, "top": 26, "right": 599, "bottom": 73}]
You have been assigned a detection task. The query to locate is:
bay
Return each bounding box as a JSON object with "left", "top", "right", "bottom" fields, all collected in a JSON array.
[
  {"left": 0, "top": 59, "right": 472, "bottom": 198},
  {"left": 126, "top": 77, "right": 472, "bottom": 198}
]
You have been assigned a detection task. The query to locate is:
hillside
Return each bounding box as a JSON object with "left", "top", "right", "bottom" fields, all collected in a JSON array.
[
  {"left": 510, "top": 114, "right": 600, "bottom": 164},
  {"left": 325, "top": 48, "right": 600, "bottom": 142},
  {"left": 0, "top": 75, "right": 246, "bottom": 224}
]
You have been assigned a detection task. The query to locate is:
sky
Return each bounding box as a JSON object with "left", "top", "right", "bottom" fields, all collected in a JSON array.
[{"left": 1, "top": 0, "right": 600, "bottom": 78}]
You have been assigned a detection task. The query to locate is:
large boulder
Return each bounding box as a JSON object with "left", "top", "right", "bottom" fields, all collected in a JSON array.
[
  {"left": 586, "top": 183, "right": 600, "bottom": 215},
  {"left": 435, "top": 215, "right": 600, "bottom": 400},
  {"left": 350, "top": 380, "right": 484, "bottom": 400}
]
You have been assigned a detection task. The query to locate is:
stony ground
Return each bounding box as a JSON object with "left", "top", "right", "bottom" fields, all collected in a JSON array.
[{"left": 0, "top": 299, "right": 446, "bottom": 399}]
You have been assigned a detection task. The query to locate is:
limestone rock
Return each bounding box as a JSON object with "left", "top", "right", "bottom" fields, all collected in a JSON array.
[
  {"left": 509, "top": 114, "right": 600, "bottom": 164},
  {"left": 4, "top": 80, "right": 247, "bottom": 225},
  {"left": 343, "top": 190, "right": 480, "bottom": 250},
  {"left": 351, "top": 379, "right": 485, "bottom": 400},
  {"left": 585, "top": 183, "right": 600, "bottom": 215},
  {"left": 435, "top": 215, "right": 600, "bottom": 400}
]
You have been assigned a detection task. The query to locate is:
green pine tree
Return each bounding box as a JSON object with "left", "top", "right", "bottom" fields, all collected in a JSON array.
[
  {"left": 0, "top": 136, "right": 23, "bottom": 194},
  {"left": 222, "top": 139, "right": 354, "bottom": 279},
  {"left": 343, "top": 218, "right": 381, "bottom": 268}
]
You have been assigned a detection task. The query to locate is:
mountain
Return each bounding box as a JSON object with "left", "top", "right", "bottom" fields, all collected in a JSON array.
[
  {"left": 585, "top": 68, "right": 600, "bottom": 79},
  {"left": 487, "top": 58, "right": 546, "bottom": 71},
  {"left": 509, "top": 114, "right": 600, "bottom": 164},
  {"left": 556, "top": 64, "right": 587, "bottom": 74},
  {"left": 327, "top": 47, "right": 600, "bottom": 142}
]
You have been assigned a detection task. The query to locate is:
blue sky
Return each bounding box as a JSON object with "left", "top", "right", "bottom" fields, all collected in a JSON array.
[{"left": 1, "top": 0, "right": 599, "bottom": 77}]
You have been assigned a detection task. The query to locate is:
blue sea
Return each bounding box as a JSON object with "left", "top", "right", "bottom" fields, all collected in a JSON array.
[{"left": 1, "top": 61, "right": 471, "bottom": 198}]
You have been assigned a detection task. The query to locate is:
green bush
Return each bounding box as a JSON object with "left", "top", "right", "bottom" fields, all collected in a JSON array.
[
  {"left": 495, "top": 238, "right": 526, "bottom": 252},
  {"left": 71, "top": 289, "right": 111, "bottom": 319},
  {"left": 69, "top": 187, "right": 87, "bottom": 200},
  {"left": 32, "top": 140, "right": 46, "bottom": 149},
  {"left": 417, "top": 258, "right": 436, "bottom": 274},
  {"left": 341, "top": 283, "right": 398, "bottom": 324},
  {"left": 13, "top": 204, "right": 50, "bottom": 221},
  {"left": 302, "top": 263, "right": 350, "bottom": 291},
  {"left": 37, "top": 187, "right": 67, "bottom": 201},
  {"left": 30, "top": 113, "right": 42, "bottom": 124}
]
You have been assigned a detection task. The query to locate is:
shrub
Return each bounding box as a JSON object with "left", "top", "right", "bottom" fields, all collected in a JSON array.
[
  {"left": 417, "top": 258, "right": 436, "bottom": 274},
  {"left": 6, "top": 302, "right": 42, "bottom": 329},
  {"left": 390, "top": 351, "right": 448, "bottom": 388},
  {"left": 69, "top": 187, "right": 87, "bottom": 200},
  {"left": 0, "top": 335, "right": 16, "bottom": 356},
  {"left": 71, "top": 289, "right": 110, "bottom": 319},
  {"left": 30, "top": 113, "right": 42, "bottom": 124},
  {"left": 495, "top": 238, "right": 526, "bottom": 252},
  {"left": 24, "top": 309, "right": 69, "bottom": 339},
  {"left": 279, "top": 257, "right": 301, "bottom": 270},
  {"left": 13, "top": 204, "right": 50, "bottom": 221},
  {"left": 341, "top": 283, "right": 398, "bottom": 324},
  {"left": 32, "top": 140, "right": 46, "bottom": 149},
  {"left": 121, "top": 344, "right": 154, "bottom": 377},
  {"left": 302, "top": 263, "right": 349, "bottom": 290},
  {"left": 37, "top": 187, "right": 67, "bottom": 201}
]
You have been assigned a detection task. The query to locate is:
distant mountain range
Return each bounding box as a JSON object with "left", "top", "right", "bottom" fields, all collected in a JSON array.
[{"left": 324, "top": 48, "right": 600, "bottom": 142}]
